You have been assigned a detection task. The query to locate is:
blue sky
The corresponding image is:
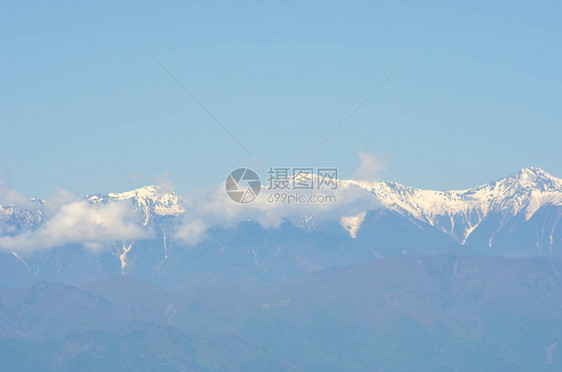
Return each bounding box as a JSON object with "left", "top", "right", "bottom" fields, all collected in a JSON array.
[{"left": 1, "top": 1, "right": 561, "bottom": 198}]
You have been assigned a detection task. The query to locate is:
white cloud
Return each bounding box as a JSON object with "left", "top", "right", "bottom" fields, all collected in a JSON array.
[
  {"left": 175, "top": 219, "right": 208, "bottom": 246},
  {"left": 0, "top": 198, "right": 149, "bottom": 252},
  {"left": 353, "top": 151, "right": 386, "bottom": 183},
  {"left": 173, "top": 178, "right": 381, "bottom": 245}
]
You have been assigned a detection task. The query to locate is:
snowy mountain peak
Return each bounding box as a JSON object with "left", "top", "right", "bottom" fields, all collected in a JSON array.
[
  {"left": 109, "top": 185, "right": 185, "bottom": 219},
  {"left": 497, "top": 167, "right": 562, "bottom": 191},
  {"left": 84, "top": 185, "right": 184, "bottom": 227},
  {"left": 517, "top": 166, "right": 550, "bottom": 177},
  {"left": 108, "top": 185, "right": 170, "bottom": 200}
]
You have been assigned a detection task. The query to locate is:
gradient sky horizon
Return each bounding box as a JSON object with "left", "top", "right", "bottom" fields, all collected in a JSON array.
[{"left": 2, "top": 1, "right": 561, "bottom": 199}]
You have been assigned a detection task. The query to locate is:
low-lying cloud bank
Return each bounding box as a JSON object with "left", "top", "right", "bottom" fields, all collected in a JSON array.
[
  {"left": 0, "top": 196, "right": 149, "bottom": 252},
  {"left": 0, "top": 181, "right": 383, "bottom": 253},
  {"left": 0, "top": 153, "right": 386, "bottom": 252},
  {"left": 174, "top": 180, "right": 380, "bottom": 245}
]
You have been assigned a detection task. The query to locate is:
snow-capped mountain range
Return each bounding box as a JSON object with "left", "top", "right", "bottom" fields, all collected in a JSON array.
[
  {"left": 342, "top": 167, "right": 562, "bottom": 246},
  {"left": 0, "top": 167, "right": 560, "bottom": 288},
  {"left": 1, "top": 167, "right": 561, "bottom": 253}
]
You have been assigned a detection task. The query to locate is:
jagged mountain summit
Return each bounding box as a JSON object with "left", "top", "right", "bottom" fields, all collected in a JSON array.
[
  {"left": 342, "top": 167, "right": 562, "bottom": 248},
  {"left": 86, "top": 185, "right": 185, "bottom": 226}
]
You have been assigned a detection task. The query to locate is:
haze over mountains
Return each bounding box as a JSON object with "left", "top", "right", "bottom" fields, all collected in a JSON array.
[
  {"left": 1, "top": 167, "right": 561, "bottom": 370},
  {"left": 0, "top": 255, "right": 560, "bottom": 371},
  {"left": 0, "top": 167, "right": 560, "bottom": 288}
]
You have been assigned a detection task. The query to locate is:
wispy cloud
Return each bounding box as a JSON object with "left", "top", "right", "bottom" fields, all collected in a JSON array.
[
  {"left": 0, "top": 180, "right": 35, "bottom": 209},
  {"left": 353, "top": 151, "right": 387, "bottom": 183}
]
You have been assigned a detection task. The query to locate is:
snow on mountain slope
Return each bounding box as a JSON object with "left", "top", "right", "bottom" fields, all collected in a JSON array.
[
  {"left": 0, "top": 202, "right": 44, "bottom": 235},
  {"left": 108, "top": 186, "right": 184, "bottom": 213},
  {"left": 87, "top": 185, "right": 185, "bottom": 226},
  {"left": 340, "top": 212, "right": 367, "bottom": 238},
  {"left": 341, "top": 167, "right": 562, "bottom": 244}
]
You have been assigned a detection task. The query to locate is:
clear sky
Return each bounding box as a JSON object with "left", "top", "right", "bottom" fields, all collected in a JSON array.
[{"left": 1, "top": 1, "right": 561, "bottom": 198}]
